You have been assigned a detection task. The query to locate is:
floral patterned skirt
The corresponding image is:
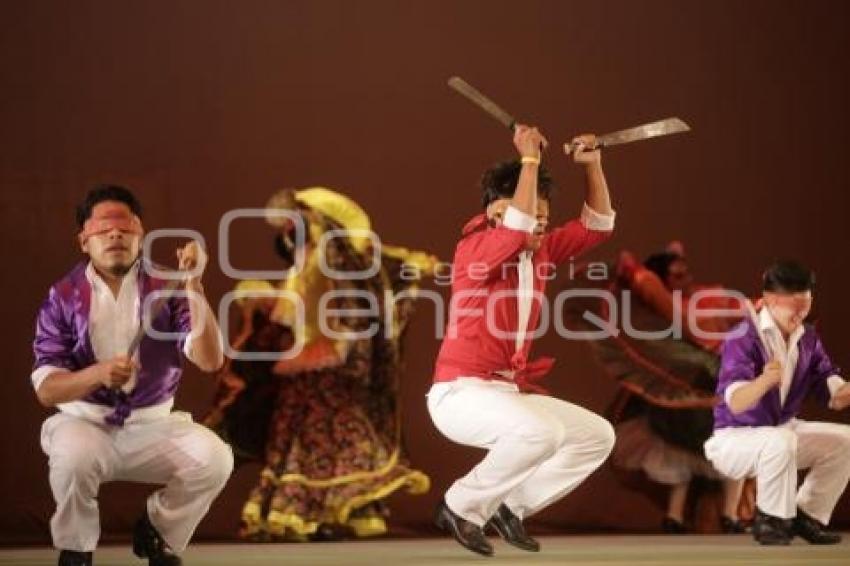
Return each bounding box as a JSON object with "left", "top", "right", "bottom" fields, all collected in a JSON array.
[{"left": 240, "top": 370, "right": 429, "bottom": 540}]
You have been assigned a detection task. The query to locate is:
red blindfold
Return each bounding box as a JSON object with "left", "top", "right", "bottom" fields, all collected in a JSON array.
[{"left": 79, "top": 203, "right": 143, "bottom": 242}]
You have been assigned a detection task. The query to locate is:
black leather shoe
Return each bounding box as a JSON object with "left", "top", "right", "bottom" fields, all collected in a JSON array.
[
  {"left": 58, "top": 550, "right": 92, "bottom": 566},
  {"left": 435, "top": 499, "right": 494, "bottom": 557},
  {"left": 133, "top": 511, "right": 183, "bottom": 565},
  {"left": 793, "top": 508, "right": 842, "bottom": 545},
  {"left": 752, "top": 508, "right": 792, "bottom": 546},
  {"left": 661, "top": 517, "right": 687, "bottom": 534},
  {"left": 486, "top": 504, "right": 540, "bottom": 552},
  {"left": 720, "top": 516, "right": 747, "bottom": 534}
]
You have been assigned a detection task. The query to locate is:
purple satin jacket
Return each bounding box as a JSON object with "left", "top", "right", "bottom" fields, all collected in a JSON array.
[
  {"left": 32, "top": 261, "right": 192, "bottom": 425},
  {"left": 713, "top": 317, "right": 840, "bottom": 430}
]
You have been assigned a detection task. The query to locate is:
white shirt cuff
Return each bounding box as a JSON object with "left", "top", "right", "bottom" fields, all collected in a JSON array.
[
  {"left": 183, "top": 326, "right": 226, "bottom": 366},
  {"left": 724, "top": 381, "right": 748, "bottom": 405},
  {"left": 580, "top": 203, "right": 616, "bottom": 231},
  {"left": 503, "top": 206, "right": 537, "bottom": 234},
  {"left": 827, "top": 375, "right": 847, "bottom": 398},
  {"left": 31, "top": 365, "right": 65, "bottom": 392}
]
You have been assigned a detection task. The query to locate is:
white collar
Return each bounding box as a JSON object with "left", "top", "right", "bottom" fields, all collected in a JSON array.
[
  {"left": 85, "top": 259, "right": 140, "bottom": 291},
  {"left": 758, "top": 306, "right": 804, "bottom": 344}
]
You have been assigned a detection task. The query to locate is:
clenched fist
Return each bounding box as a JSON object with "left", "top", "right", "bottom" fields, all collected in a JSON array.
[
  {"left": 513, "top": 124, "right": 548, "bottom": 159},
  {"left": 569, "top": 134, "right": 602, "bottom": 165},
  {"left": 760, "top": 359, "right": 783, "bottom": 389},
  {"left": 176, "top": 240, "right": 208, "bottom": 282},
  {"left": 97, "top": 355, "right": 137, "bottom": 389}
]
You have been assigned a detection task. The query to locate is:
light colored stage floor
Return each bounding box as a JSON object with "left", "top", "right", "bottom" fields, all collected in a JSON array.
[{"left": 2, "top": 535, "right": 849, "bottom": 565}]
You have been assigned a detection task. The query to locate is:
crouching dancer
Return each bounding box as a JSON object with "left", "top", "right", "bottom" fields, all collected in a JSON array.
[
  {"left": 428, "top": 125, "right": 617, "bottom": 556},
  {"left": 32, "top": 186, "right": 233, "bottom": 565},
  {"left": 705, "top": 261, "right": 850, "bottom": 545}
]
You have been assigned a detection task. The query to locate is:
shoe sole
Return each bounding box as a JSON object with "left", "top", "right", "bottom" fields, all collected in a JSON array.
[
  {"left": 799, "top": 537, "right": 842, "bottom": 545},
  {"left": 486, "top": 520, "right": 540, "bottom": 552}
]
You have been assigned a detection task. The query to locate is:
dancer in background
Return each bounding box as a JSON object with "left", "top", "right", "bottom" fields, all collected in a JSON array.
[
  {"left": 205, "top": 187, "right": 436, "bottom": 541},
  {"left": 601, "top": 244, "right": 749, "bottom": 533}
]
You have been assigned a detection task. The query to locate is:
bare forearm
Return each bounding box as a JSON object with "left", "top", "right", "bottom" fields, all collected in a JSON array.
[
  {"left": 728, "top": 377, "right": 773, "bottom": 414},
  {"left": 511, "top": 162, "right": 539, "bottom": 217},
  {"left": 829, "top": 383, "right": 850, "bottom": 411},
  {"left": 509, "top": 125, "right": 546, "bottom": 218},
  {"left": 36, "top": 367, "right": 101, "bottom": 407},
  {"left": 584, "top": 162, "right": 613, "bottom": 215},
  {"left": 187, "top": 281, "right": 224, "bottom": 372}
]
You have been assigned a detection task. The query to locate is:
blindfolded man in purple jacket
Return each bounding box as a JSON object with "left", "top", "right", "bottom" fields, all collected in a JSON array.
[
  {"left": 32, "top": 186, "right": 232, "bottom": 566},
  {"left": 705, "top": 260, "right": 850, "bottom": 545}
]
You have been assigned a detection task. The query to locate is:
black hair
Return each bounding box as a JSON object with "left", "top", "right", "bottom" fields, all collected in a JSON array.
[
  {"left": 643, "top": 252, "right": 683, "bottom": 282},
  {"left": 75, "top": 184, "right": 142, "bottom": 229},
  {"left": 480, "top": 160, "right": 553, "bottom": 208},
  {"left": 763, "top": 260, "right": 815, "bottom": 293}
]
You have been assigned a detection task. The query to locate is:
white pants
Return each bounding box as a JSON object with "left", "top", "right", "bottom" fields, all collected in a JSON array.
[
  {"left": 40, "top": 411, "right": 234, "bottom": 553},
  {"left": 427, "top": 379, "right": 615, "bottom": 526},
  {"left": 705, "top": 419, "right": 850, "bottom": 524}
]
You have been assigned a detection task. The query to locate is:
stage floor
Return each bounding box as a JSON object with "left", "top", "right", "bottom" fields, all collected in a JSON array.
[{"left": 3, "top": 535, "right": 849, "bottom": 565}]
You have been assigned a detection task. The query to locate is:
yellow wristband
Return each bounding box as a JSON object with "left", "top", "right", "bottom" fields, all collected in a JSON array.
[{"left": 520, "top": 155, "right": 540, "bottom": 166}]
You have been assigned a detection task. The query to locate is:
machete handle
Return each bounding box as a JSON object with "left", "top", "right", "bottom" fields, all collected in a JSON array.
[{"left": 563, "top": 141, "right": 603, "bottom": 155}]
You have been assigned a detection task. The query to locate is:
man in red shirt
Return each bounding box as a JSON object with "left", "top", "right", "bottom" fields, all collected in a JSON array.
[{"left": 429, "top": 124, "right": 617, "bottom": 556}]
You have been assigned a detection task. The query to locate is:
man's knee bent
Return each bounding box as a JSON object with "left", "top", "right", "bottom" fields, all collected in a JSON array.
[
  {"left": 196, "top": 435, "right": 234, "bottom": 489},
  {"left": 49, "top": 448, "right": 113, "bottom": 486},
  {"left": 830, "top": 425, "right": 850, "bottom": 458},
  {"left": 761, "top": 427, "right": 798, "bottom": 463},
  {"left": 513, "top": 422, "right": 564, "bottom": 459},
  {"left": 589, "top": 416, "right": 616, "bottom": 459},
  {"left": 567, "top": 412, "right": 615, "bottom": 455}
]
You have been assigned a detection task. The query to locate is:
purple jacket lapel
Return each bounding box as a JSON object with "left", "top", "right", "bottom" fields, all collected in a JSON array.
[{"left": 67, "top": 262, "right": 95, "bottom": 362}]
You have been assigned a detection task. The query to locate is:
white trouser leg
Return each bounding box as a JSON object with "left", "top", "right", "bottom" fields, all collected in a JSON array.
[
  {"left": 500, "top": 394, "right": 615, "bottom": 519},
  {"left": 41, "top": 412, "right": 233, "bottom": 554},
  {"left": 705, "top": 426, "right": 798, "bottom": 519},
  {"left": 41, "top": 413, "right": 120, "bottom": 552},
  {"left": 427, "top": 381, "right": 614, "bottom": 526},
  {"left": 114, "top": 413, "right": 234, "bottom": 552},
  {"left": 706, "top": 421, "right": 850, "bottom": 524},
  {"left": 792, "top": 420, "right": 850, "bottom": 525}
]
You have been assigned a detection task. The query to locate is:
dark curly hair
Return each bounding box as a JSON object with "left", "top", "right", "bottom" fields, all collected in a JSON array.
[
  {"left": 480, "top": 160, "right": 554, "bottom": 208},
  {"left": 75, "top": 184, "right": 142, "bottom": 229}
]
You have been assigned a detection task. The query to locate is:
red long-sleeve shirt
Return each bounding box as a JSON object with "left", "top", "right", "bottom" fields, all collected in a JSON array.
[{"left": 433, "top": 204, "right": 614, "bottom": 391}]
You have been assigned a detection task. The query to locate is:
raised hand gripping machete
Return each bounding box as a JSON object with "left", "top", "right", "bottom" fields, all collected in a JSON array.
[{"left": 564, "top": 117, "right": 690, "bottom": 154}]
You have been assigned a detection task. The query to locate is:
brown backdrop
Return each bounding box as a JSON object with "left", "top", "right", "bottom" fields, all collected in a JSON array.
[{"left": 2, "top": 0, "right": 849, "bottom": 544}]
